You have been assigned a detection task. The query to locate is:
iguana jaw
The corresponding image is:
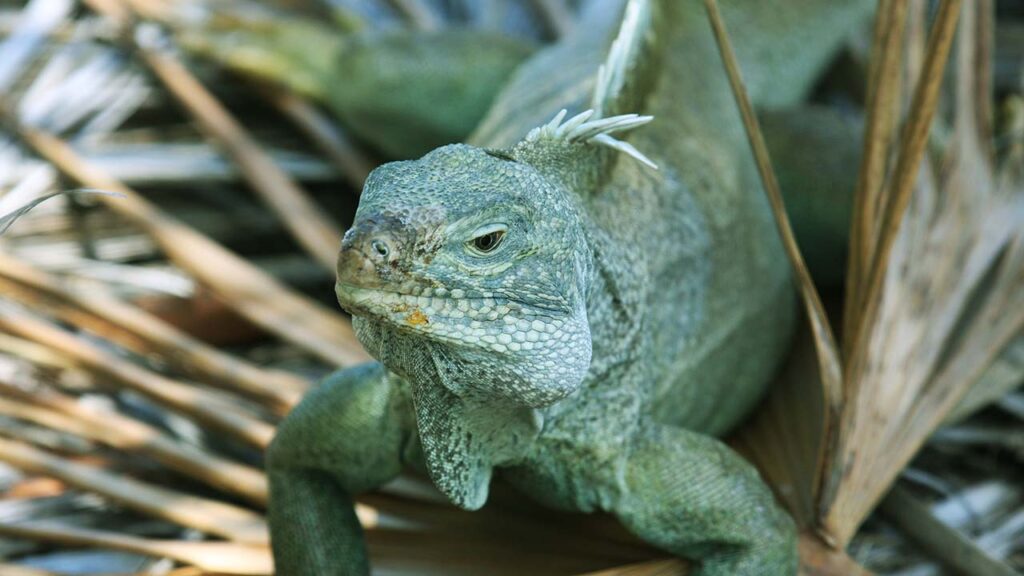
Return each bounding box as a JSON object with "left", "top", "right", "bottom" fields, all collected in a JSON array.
[
  {"left": 345, "top": 314, "right": 545, "bottom": 510},
  {"left": 336, "top": 281, "right": 560, "bottom": 349},
  {"left": 339, "top": 281, "right": 593, "bottom": 408}
]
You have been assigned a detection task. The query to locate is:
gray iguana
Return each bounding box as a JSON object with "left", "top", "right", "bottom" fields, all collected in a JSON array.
[{"left": 267, "top": 1, "right": 874, "bottom": 574}]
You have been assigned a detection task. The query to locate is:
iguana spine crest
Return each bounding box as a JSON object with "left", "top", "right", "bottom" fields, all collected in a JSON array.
[
  {"left": 591, "top": 0, "right": 650, "bottom": 116},
  {"left": 524, "top": 0, "right": 657, "bottom": 170},
  {"left": 525, "top": 108, "right": 657, "bottom": 169}
]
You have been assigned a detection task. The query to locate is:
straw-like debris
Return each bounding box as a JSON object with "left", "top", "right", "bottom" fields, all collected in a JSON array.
[{"left": 0, "top": 0, "right": 1020, "bottom": 575}]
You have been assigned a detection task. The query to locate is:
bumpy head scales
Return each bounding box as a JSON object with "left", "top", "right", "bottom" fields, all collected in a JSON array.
[{"left": 335, "top": 144, "right": 593, "bottom": 409}]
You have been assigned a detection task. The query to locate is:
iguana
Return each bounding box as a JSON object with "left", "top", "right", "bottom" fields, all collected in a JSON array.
[{"left": 267, "top": 1, "right": 875, "bottom": 574}]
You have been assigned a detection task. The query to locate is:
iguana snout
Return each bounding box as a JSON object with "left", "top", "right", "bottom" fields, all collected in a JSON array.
[{"left": 336, "top": 214, "right": 414, "bottom": 288}]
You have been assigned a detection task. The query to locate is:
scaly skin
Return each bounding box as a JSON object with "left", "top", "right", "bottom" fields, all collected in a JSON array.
[{"left": 268, "top": 1, "right": 874, "bottom": 574}]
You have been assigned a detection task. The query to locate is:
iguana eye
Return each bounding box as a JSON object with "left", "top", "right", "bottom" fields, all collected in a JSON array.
[{"left": 466, "top": 225, "right": 507, "bottom": 255}]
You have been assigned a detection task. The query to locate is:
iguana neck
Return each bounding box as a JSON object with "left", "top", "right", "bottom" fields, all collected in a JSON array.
[{"left": 509, "top": 140, "right": 613, "bottom": 197}]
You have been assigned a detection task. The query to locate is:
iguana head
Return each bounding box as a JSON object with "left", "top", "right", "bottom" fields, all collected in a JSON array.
[
  {"left": 334, "top": 113, "right": 654, "bottom": 509},
  {"left": 336, "top": 143, "right": 594, "bottom": 408}
]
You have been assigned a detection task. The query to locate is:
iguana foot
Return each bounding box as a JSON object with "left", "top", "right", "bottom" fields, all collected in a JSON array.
[{"left": 267, "top": 363, "right": 413, "bottom": 576}]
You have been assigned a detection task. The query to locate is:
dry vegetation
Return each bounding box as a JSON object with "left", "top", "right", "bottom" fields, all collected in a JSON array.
[{"left": 0, "top": 0, "right": 1020, "bottom": 574}]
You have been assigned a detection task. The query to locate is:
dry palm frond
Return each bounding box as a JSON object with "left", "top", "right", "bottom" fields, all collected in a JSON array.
[
  {"left": 7, "top": 123, "right": 367, "bottom": 367},
  {"left": 119, "top": 18, "right": 342, "bottom": 271},
  {"left": 0, "top": 383, "right": 268, "bottom": 506},
  {"left": 0, "top": 251, "right": 306, "bottom": 412},
  {"left": 880, "top": 484, "right": 1020, "bottom": 576},
  {"left": 708, "top": 0, "right": 1021, "bottom": 569},
  {"left": 0, "top": 11, "right": 368, "bottom": 366},
  {"left": 0, "top": 333, "right": 73, "bottom": 371},
  {"left": 844, "top": 0, "right": 908, "bottom": 321},
  {"left": 701, "top": 0, "right": 844, "bottom": 526},
  {"left": 0, "top": 563, "right": 59, "bottom": 576},
  {"left": 262, "top": 88, "right": 374, "bottom": 187},
  {"left": 0, "top": 0, "right": 366, "bottom": 367},
  {"left": 0, "top": 304, "right": 276, "bottom": 449},
  {"left": 0, "top": 522, "right": 273, "bottom": 575},
  {"left": 0, "top": 190, "right": 121, "bottom": 235},
  {"left": 0, "top": 0, "right": 1021, "bottom": 574},
  {"left": 0, "top": 437, "right": 269, "bottom": 544},
  {"left": 818, "top": 0, "right": 1024, "bottom": 546}
]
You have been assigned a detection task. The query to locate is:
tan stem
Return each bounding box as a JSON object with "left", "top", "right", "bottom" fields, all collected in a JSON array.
[
  {"left": 0, "top": 251, "right": 306, "bottom": 413},
  {"left": 0, "top": 437, "right": 268, "bottom": 544},
  {"left": 0, "top": 306, "right": 276, "bottom": 449},
  {"left": 0, "top": 521, "right": 272, "bottom": 575},
  {"left": 7, "top": 122, "right": 368, "bottom": 367},
  {"left": 0, "top": 386, "right": 268, "bottom": 506}
]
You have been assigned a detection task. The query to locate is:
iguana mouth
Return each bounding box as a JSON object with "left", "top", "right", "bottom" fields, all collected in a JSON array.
[
  {"left": 335, "top": 282, "right": 441, "bottom": 328},
  {"left": 336, "top": 281, "right": 574, "bottom": 366},
  {"left": 335, "top": 281, "right": 490, "bottom": 302},
  {"left": 335, "top": 282, "right": 518, "bottom": 337}
]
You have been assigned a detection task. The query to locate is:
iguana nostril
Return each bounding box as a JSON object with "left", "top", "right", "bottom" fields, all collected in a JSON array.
[{"left": 371, "top": 239, "right": 391, "bottom": 258}]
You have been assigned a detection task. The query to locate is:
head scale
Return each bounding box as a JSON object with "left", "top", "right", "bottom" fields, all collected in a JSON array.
[
  {"left": 334, "top": 0, "right": 658, "bottom": 504},
  {"left": 336, "top": 143, "right": 593, "bottom": 409}
]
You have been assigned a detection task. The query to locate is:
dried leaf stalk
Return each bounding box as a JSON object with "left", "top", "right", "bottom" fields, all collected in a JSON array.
[
  {"left": 6, "top": 122, "right": 368, "bottom": 367},
  {"left": 0, "top": 305, "right": 276, "bottom": 449},
  {"left": 702, "top": 0, "right": 845, "bottom": 516},
  {"left": 0, "top": 521, "right": 272, "bottom": 575},
  {"left": 818, "top": 0, "right": 1024, "bottom": 547},
  {"left": 0, "top": 251, "right": 306, "bottom": 412},
  {"left": 0, "top": 385, "right": 268, "bottom": 506},
  {"left": 0, "top": 437, "right": 269, "bottom": 544}
]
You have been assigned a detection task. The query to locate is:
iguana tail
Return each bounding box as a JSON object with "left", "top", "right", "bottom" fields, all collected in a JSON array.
[
  {"left": 178, "top": 10, "right": 537, "bottom": 159},
  {"left": 176, "top": 12, "right": 345, "bottom": 101}
]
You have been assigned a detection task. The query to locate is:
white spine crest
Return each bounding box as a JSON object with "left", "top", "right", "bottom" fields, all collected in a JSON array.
[
  {"left": 591, "top": 0, "right": 646, "bottom": 117},
  {"left": 525, "top": 108, "right": 657, "bottom": 169},
  {"left": 524, "top": 0, "right": 657, "bottom": 170}
]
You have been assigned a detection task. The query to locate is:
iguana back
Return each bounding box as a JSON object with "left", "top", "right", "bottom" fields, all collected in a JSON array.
[{"left": 471, "top": 0, "right": 873, "bottom": 434}]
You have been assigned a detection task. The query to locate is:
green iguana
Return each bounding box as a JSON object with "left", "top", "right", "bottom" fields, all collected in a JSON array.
[{"left": 267, "top": 1, "right": 875, "bottom": 574}]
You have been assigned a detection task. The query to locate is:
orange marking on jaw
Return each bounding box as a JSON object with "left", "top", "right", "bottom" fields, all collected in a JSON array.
[{"left": 405, "top": 309, "right": 429, "bottom": 325}]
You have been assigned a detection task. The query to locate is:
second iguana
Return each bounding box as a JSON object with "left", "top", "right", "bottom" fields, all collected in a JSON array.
[{"left": 267, "top": 1, "right": 874, "bottom": 574}]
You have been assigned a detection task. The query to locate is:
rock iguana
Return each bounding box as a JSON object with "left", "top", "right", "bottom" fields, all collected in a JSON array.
[{"left": 267, "top": 1, "right": 875, "bottom": 574}]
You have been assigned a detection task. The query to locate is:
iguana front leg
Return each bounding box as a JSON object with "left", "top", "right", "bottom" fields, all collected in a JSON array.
[
  {"left": 611, "top": 423, "right": 797, "bottom": 575},
  {"left": 267, "top": 362, "right": 413, "bottom": 575}
]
